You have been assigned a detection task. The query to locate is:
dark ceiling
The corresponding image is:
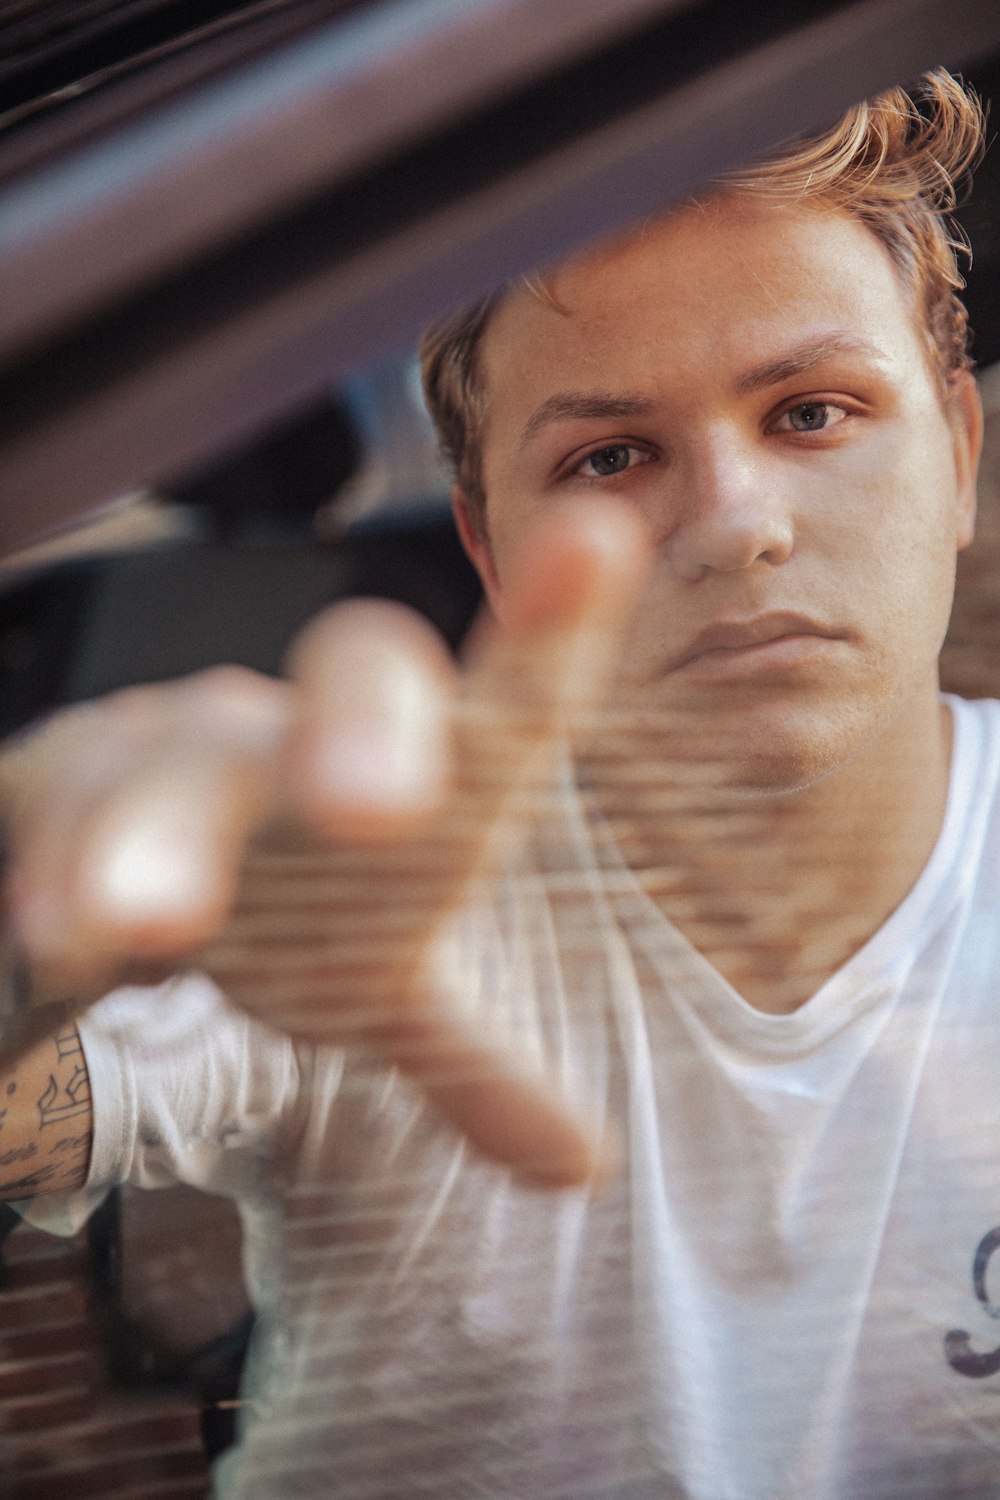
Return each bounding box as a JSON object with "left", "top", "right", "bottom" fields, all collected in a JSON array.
[
  {"left": 2, "top": 3, "right": 996, "bottom": 364},
  {"left": 1, "top": 0, "right": 999, "bottom": 550}
]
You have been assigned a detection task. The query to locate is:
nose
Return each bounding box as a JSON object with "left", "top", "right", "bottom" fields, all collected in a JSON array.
[{"left": 661, "top": 435, "right": 794, "bottom": 582}]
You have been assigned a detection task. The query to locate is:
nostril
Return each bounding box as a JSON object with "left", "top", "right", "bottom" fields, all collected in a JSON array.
[{"left": 667, "top": 517, "right": 794, "bottom": 578}]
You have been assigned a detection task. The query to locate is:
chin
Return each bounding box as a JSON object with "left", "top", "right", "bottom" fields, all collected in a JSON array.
[
  {"left": 668, "top": 687, "right": 881, "bottom": 798},
  {"left": 683, "top": 698, "right": 884, "bottom": 800},
  {"left": 719, "top": 748, "right": 843, "bottom": 798},
  {"left": 609, "top": 667, "right": 926, "bottom": 804}
]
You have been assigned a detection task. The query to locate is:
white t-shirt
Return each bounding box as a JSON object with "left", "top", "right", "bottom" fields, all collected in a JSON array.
[{"left": 29, "top": 693, "right": 1000, "bottom": 1499}]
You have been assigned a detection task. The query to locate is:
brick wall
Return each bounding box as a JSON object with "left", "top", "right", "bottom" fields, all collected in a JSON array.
[{"left": 0, "top": 1217, "right": 210, "bottom": 1499}]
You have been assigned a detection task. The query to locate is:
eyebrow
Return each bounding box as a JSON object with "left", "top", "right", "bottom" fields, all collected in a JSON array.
[
  {"left": 733, "top": 334, "right": 889, "bottom": 396},
  {"left": 518, "top": 393, "right": 654, "bottom": 447},
  {"left": 516, "top": 334, "right": 890, "bottom": 448}
]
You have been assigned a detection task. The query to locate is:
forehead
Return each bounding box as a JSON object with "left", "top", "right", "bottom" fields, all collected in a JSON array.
[{"left": 477, "top": 195, "right": 926, "bottom": 441}]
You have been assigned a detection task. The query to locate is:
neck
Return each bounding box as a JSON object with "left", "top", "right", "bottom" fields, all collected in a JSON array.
[{"left": 580, "top": 687, "right": 953, "bottom": 1014}]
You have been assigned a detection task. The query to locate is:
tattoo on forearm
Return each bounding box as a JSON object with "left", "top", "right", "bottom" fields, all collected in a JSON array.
[
  {"left": 37, "top": 1060, "right": 90, "bottom": 1129},
  {"left": 51, "top": 1132, "right": 90, "bottom": 1155},
  {"left": 0, "top": 1077, "right": 17, "bottom": 1133},
  {"left": 55, "top": 1026, "right": 82, "bottom": 1062},
  {"left": 35, "top": 1024, "right": 90, "bottom": 1127},
  {"left": 1, "top": 1162, "right": 64, "bottom": 1195},
  {"left": 0, "top": 1020, "right": 92, "bottom": 1196},
  {"left": 0, "top": 1140, "right": 36, "bottom": 1166}
]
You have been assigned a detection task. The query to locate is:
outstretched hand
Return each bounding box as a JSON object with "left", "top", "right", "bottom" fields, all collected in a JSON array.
[{"left": 1, "top": 497, "right": 650, "bottom": 1187}]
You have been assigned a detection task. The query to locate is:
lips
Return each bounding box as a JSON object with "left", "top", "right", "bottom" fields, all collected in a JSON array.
[{"left": 670, "top": 612, "right": 842, "bottom": 674}]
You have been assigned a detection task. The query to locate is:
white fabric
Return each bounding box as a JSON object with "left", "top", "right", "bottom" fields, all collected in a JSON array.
[{"left": 32, "top": 693, "right": 1000, "bottom": 1499}]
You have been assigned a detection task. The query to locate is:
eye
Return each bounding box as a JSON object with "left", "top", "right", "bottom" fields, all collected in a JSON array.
[
  {"left": 773, "top": 401, "right": 848, "bottom": 434},
  {"left": 573, "top": 444, "right": 651, "bottom": 478}
]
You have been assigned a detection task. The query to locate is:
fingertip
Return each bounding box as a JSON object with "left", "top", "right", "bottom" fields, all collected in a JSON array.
[
  {"left": 287, "top": 598, "right": 455, "bottom": 687},
  {"left": 287, "top": 602, "right": 455, "bottom": 840},
  {"left": 80, "top": 813, "right": 226, "bottom": 939},
  {"left": 503, "top": 495, "right": 652, "bottom": 636},
  {"left": 414, "top": 1050, "right": 614, "bottom": 1192},
  {"left": 558, "top": 492, "right": 653, "bottom": 566},
  {"left": 50, "top": 777, "right": 241, "bottom": 967},
  {"left": 505, "top": 1107, "right": 621, "bottom": 1192},
  {"left": 294, "top": 724, "right": 448, "bottom": 843}
]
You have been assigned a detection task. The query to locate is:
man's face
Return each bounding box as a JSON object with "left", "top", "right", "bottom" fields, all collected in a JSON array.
[{"left": 457, "top": 194, "right": 981, "bottom": 793}]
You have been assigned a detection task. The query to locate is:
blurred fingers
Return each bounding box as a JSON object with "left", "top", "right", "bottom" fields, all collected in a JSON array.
[
  {"left": 388, "top": 1014, "right": 613, "bottom": 1189},
  {"left": 285, "top": 600, "right": 455, "bottom": 841},
  {"left": 5, "top": 670, "right": 290, "bottom": 994}
]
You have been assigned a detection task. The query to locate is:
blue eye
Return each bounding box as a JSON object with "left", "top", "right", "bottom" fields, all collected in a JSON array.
[
  {"left": 577, "top": 445, "right": 647, "bottom": 477},
  {"left": 779, "top": 402, "right": 846, "bottom": 433}
]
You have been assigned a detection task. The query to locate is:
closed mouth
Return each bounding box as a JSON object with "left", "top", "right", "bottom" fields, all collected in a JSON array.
[{"left": 670, "top": 613, "right": 842, "bottom": 674}]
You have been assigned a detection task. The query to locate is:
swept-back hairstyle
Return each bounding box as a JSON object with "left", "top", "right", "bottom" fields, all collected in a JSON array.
[{"left": 420, "top": 69, "right": 986, "bottom": 539}]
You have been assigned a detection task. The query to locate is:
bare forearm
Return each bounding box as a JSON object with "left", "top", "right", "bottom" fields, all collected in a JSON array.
[{"left": 0, "top": 1006, "right": 92, "bottom": 1199}]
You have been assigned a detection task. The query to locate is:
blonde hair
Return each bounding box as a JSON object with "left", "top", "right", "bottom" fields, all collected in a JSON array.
[{"left": 420, "top": 69, "right": 986, "bottom": 538}]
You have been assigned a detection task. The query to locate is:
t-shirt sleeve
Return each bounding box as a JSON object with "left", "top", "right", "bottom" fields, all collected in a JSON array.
[{"left": 20, "top": 971, "right": 302, "bottom": 1235}]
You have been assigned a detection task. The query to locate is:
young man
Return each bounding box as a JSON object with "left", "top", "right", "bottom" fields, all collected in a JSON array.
[{"left": 0, "top": 69, "right": 993, "bottom": 1500}]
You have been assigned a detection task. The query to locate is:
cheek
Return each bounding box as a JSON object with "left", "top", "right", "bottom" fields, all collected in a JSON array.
[
  {"left": 605, "top": 569, "right": 680, "bottom": 685},
  {"left": 480, "top": 488, "right": 549, "bottom": 584},
  {"left": 840, "top": 443, "right": 960, "bottom": 653}
]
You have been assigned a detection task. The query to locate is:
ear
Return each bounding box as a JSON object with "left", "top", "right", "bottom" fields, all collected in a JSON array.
[
  {"left": 452, "top": 486, "right": 505, "bottom": 618},
  {"left": 947, "top": 370, "right": 983, "bottom": 551}
]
